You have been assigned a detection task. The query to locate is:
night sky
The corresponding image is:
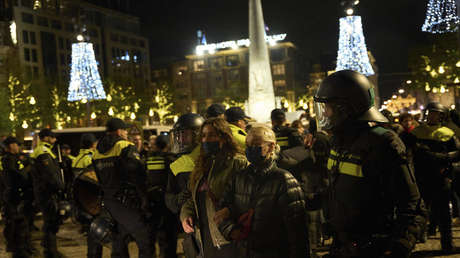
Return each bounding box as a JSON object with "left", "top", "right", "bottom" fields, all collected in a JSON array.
[{"left": 131, "top": 0, "right": 434, "bottom": 99}]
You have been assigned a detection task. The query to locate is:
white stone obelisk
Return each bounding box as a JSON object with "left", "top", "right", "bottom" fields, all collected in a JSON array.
[{"left": 248, "top": 0, "right": 275, "bottom": 122}]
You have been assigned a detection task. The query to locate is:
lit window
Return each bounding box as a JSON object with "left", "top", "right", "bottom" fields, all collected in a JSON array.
[
  {"left": 274, "top": 80, "right": 286, "bottom": 87},
  {"left": 272, "top": 64, "right": 285, "bottom": 75},
  {"left": 193, "top": 60, "right": 206, "bottom": 72},
  {"left": 226, "top": 55, "right": 239, "bottom": 66}
]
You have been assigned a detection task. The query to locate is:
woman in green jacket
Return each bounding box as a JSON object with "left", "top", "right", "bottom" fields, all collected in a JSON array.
[{"left": 180, "top": 117, "right": 248, "bottom": 258}]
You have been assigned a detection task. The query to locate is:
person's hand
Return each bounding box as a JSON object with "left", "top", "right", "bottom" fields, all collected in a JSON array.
[
  {"left": 304, "top": 133, "right": 314, "bottom": 148},
  {"left": 182, "top": 217, "right": 195, "bottom": 233},
  {"left": 214, "top": 207, "right": 230, "bottom": 225}
]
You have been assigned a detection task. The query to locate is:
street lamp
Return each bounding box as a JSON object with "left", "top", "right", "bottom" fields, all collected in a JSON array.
[
  {"left": 398, "top": 89, "right": 405, "bottom": 94},
  {"left": 406, "top": 80, "right": 412, "bottom": 84},
  {"left": 392, "top": 95, "right": 397, "bottom": 99},
  {"left": 29, "top": 96, "right": 36, "bottom": 105},
  {"left": 346, "top": 8, "right": 354, "bottom": 15},
  {"left": 76, "top": 34, "right": 84, "bottom": 42}
]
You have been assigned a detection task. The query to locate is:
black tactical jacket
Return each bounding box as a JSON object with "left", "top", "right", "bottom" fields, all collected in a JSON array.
[
  {"left": 1, "top": 152, "right": 30, "bottom": 205},
  {"left": 328, "top": 122, "right": 422, "bottom": 256},
  {"left": 93, "top": 135, "right": 147, "bottom": 201},
  {"left": 272, "top": 125, "right": 304, "bottom": 151},
  {"left": 30, "top": 142, "right": 63, "bottom": 201},
  {"left": 218, "top": 163, "right": 309, "bottom": 258}
]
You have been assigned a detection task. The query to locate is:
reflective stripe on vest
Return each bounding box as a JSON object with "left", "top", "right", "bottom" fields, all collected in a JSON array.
[
  {"left": 277, "top": 136, "right": 289, "bottom": 147},
  {"left": 147, "top": 156, "right": 166, "bottom": 171},
  {"left": 93, "top": 140, "right": 134, "bottom": 160},
  {"left": 327, "top": 149, "right": 363, "bottom": 178}
]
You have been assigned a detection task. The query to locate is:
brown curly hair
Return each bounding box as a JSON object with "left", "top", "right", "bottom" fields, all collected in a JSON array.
[{"left": 189, "top": 118, "right": 240, "bottom": 191}]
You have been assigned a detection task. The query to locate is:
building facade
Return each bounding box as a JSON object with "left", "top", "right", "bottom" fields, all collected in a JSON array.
[
  {"left": 1, "top": 0, "right": 150, "bottom": 85},
  {"left": 152, "top": 37, "right": 298, "bottom": 114}
]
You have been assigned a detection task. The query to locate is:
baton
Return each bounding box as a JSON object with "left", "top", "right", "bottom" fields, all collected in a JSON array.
[{"left": 57, "top": 144, "right": 66, "bottom": 188}]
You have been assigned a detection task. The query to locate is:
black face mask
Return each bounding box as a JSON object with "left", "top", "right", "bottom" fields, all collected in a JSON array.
[
  {"left": 202, "top": 141, "right": 220, "bottom": 156},
  {"left": 245, "top": 146, "right": 266, "bottom": 165}
]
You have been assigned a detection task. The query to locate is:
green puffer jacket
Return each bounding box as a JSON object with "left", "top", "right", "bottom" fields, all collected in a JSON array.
[{"left": 180, "top": 153, "right": 248, "bottom": 249}]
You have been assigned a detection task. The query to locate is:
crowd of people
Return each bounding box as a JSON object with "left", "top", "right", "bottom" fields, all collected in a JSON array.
[{"left": 1, "top": 69, "right": 460, "bottom": 258}]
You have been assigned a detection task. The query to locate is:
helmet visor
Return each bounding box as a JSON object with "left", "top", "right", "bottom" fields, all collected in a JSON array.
[
  {"left": 314, "top": 102, "right": 334, "bottom": 131},
  {"left": 170, "top": 129, "right": 195, "bottom": 154}
]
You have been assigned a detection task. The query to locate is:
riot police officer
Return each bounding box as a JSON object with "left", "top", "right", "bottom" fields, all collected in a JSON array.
[
  {"left": 146, "top": 134, "right": 177, "bottom": 258},
  {"left": 166, "top": 113, "right": 203, "bottom": 258},
  {"left": 30, "top": 129, "right": 66, "bottom": 258},
  {"left": 92, "top": 118, "right": 153, "bottom": 257},
  {"left": 2, "top": 136, "right": 32, "bottom": 258},
  {"left": 271, "top": 108, "right": 304, "bottom": 151},
  {"left": 165, "top": 113, "right": 204, "bottom": 214},
  {"left": 314, "top": 70, "right": 423, "bottom": 257},
  {"left": 411, "top": 102, "right": 460, "bottom": 252},
  {"left": 72, "top": 133, "right": 102, "bottom": 258}
]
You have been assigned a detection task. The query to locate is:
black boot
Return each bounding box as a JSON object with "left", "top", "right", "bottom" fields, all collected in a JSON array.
[{"left": 43, "top": 234, "right": 65, "bottom": 258}]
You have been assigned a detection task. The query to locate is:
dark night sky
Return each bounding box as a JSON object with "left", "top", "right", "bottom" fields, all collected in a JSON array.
[{"left": 130, "top": 0, "right": 433, "bottom": 99}]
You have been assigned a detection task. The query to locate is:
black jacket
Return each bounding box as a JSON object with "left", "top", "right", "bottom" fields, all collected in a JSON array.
[
  {"left": 1, "top": 153, "right": 30, "bottom": 205},
  {"left": 219, "top": 163, "right": 309, "bottom": 258},
  {"left": 328, "top": 123, "right": 422, "bottom": 255},
  {"left": 93, "top": 135, "right": 147, "bottom": 201},
  {"left": 273, "top": 125, "right": 304, "bottom": 151}
]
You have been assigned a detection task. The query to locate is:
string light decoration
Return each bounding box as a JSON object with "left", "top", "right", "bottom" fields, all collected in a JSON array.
[
  {"left": 422, "top": 0, "right": 459, "bottom": 33},
  {"left": 336, "top": 16, "right": 374, "bottom": 76},
  {"left": 68, "top": 42, "right": 106, "bottom": 101}
]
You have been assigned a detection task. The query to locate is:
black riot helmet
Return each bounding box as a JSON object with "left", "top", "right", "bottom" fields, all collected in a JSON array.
[
  {"left": 89, "top": 216, "right": 115, "bottom": 246},
  {"left": 424, "top": 102, "right": 448, "bottom": 124},
  {"left": 171, "top": 113, "right": 204, "bottom": 154},
  {"left": 314, "top": 70, "right": 388, "bottom": 130}
]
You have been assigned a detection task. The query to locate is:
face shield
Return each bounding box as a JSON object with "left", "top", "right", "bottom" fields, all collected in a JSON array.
[
  {"left": 314, "top": 102, "right": 334, "bottom": 131},
  {"left": 170, "top": 128, "right": 197, "bottom": 154}
]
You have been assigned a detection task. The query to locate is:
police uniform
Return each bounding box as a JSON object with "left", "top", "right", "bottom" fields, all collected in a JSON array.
[
  {"left": 2, "top": 140, "right": 32, "bottom": 257},
  {"left": 314, "top": 70, "right": 423, "bottom": 257},
  {"left": 92, "top": 118, "right": 153, "bottom": 257},
  {"left": 271, "top": 109, "right": 304, "bottom": 151},
  {"left": 146, "top": 150, "right": 178, "bottom": 258},
  {"left": 228, "top": 123, "right": 246, "bottom": 150},
  {"left": 72, "top": 148, "right": 103, "bottom": 258},
  {"left": 30, "top": 138, "right": 65, "bottom": 258},
  {"left": 411, "top": 106, "right": 460, "bottom": 251},
  {"left": 165, "top": 113, "right": 203, "bottom": 258},
  {"left": 166, "top": 146, "right": 200, "bottom": 214}
]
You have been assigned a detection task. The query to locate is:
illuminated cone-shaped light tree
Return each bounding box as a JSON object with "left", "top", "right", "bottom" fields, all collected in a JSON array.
[
  {"left": 422, "top": 0, "right": 459, "bottom": 33},
  {"left": 336, "top": 15, "right": 374, "bottom": 76},
  {"left": 68, "top": 42, "right": 106, "bottom": 102}
]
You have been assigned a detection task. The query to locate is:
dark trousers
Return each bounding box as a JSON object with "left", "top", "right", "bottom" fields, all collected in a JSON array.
[
  {"left": 104, "top": 198, "right": 154, "bottom": 258},
  {"left": 149, "top": 204, "right": 179, "bottom": 258},
  {"left": 87, "top": 230, "right": 103, "bottom": 258},
  {"left": 38, "top": 198, "right": 62, "bottom": 257},
  {"left": 4, "top": 206, "right": 30, "bottom": 257},
  {"left": 430, "top": 186, "right": 453, "bottom": 249}
]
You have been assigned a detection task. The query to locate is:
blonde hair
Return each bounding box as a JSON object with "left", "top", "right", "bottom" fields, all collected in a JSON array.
[{"left": 247, "top": 124, "right": 280, "bottom": 159}]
